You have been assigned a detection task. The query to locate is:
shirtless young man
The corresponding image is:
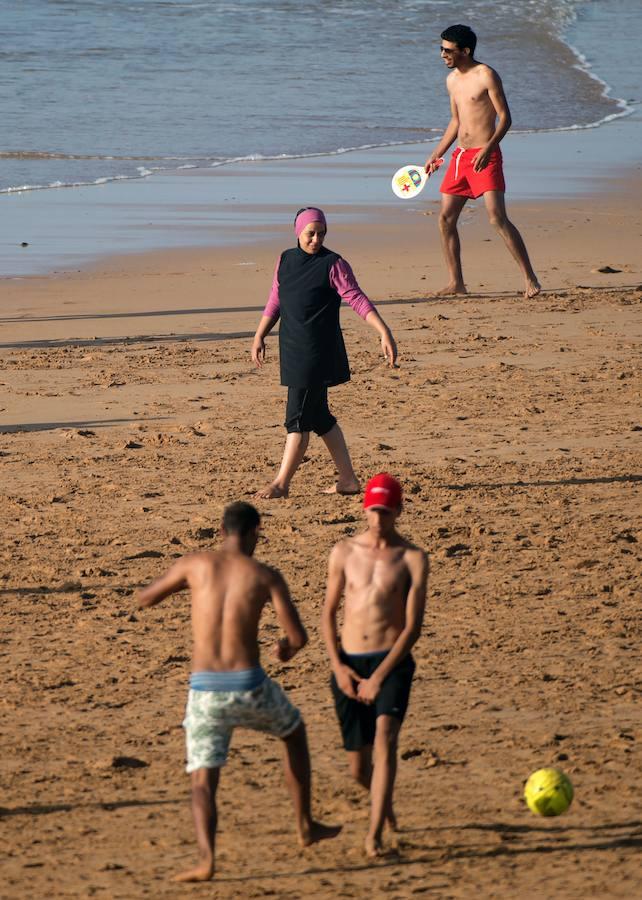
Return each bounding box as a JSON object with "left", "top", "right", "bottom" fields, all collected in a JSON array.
[
  {"left": 137, "top": 501, "right": 338, "bottom": 882},
  {"left": 426, "top": 23, "right": 540, "bottom": 299},
  {"left": 321, "top": 474, "right": 428, "bottom": 857}
]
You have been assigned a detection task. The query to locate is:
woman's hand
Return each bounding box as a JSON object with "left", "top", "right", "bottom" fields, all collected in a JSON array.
[
  {"left": 251, "top": 333, "right": 266, "bottom": 368},
  {"left": 381, "top": 329, "right": 397, "bottom": 367}
]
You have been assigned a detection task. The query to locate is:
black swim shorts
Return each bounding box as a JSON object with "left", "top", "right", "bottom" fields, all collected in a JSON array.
[
  {"left": 285, "top": 386, "right": 336, "bottom": 436},
  {"left": 330, "top": 650, "right": 416, "bottom": 751}
]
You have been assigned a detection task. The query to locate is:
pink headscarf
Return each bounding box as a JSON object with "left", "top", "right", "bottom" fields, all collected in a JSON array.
[{"left": 294, "top": 207, "right": 327, "bottom": 238}]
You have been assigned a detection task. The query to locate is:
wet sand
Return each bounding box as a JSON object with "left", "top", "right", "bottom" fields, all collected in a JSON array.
[{"left": 1, "top": 167, "right": 641, "bottom": 898}]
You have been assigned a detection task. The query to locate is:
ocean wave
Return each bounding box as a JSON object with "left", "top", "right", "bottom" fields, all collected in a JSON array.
[
  {"left": 1, "top": 100, "right": 635, "bottom": 197},
  {"left": 0, "top": 171, "right": 154, "bottom": 194},
  {"left": 0, "top": 150, "right": 225, "bottom": 162}
]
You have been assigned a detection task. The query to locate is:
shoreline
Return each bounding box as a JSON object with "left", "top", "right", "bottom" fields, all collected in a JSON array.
[{"left": 3, "top": 105, "right": 641, "bottom": 281}]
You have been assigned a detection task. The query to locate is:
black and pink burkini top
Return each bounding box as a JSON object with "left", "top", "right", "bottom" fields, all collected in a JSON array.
[{"left": 263, "top": 246, "right": 375, "bottom": 389}]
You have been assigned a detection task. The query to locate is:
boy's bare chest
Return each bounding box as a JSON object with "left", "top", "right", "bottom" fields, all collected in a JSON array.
[{"left": 346, "top": 553, "right": 407, "bottom": 593}]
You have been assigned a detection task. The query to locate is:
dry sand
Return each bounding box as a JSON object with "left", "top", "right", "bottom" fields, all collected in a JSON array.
[{"left": 1, "top": 177, "right": 641, "bottom": 899}]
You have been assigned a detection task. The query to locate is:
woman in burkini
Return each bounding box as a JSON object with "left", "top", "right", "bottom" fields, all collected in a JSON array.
[{"left": 252, "top": 207, "right": 397, "bottom": 499}]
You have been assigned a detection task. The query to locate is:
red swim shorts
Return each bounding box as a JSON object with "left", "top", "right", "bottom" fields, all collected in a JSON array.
[{"left": 440, "top": 146, "right": 505, "bottom": 199}]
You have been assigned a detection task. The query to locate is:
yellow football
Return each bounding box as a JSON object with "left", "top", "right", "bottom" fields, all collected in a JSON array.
[{"left": 524, "top": 768, "right": 574, "bottom": 816}]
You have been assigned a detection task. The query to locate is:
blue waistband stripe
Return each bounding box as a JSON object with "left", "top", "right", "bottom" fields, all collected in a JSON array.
[
  {"left": 344, "top": 649, "right": 389, "bottom": 661},
  {"left": 190, "top": 668, "right": 266, "bottom": 692}
]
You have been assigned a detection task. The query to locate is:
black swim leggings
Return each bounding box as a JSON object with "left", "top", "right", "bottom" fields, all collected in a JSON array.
[{"left": 284, "top": 386, "right": 337, "bottom": 436}]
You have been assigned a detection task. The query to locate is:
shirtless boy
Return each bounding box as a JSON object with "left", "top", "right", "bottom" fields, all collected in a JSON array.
[
  {"left": 426, "top": 23, "right": 540, "bottom": 298},
  {"left": 137, "top": 501, "right": 338, "bottom": 882},
  {"left": 321, "top": 474, "right": 428, "bottom": 857}
]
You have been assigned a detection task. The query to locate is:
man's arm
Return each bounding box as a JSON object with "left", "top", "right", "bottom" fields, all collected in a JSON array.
[
  {"left": 357, "top": 549, "right": 429, "bottom": 704},
  {"left": 472, "top": 67, "right": 512, "bottom": 172},
  {"left": 136, "top": 557, "right": 190, "bottom": 609},
  {"left": 426, "top": 86, "right": 459, "bottom": 172},
  {"left": 321, "top": 543, "right": 362, "bottom": 699},
  {"left": 268, "top": 568, "right": 308, "bottom": 662}
]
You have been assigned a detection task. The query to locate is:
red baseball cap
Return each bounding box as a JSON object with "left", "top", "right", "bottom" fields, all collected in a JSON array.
[{"left": 363, "top": 473, "right": 402, "bottom": 510}]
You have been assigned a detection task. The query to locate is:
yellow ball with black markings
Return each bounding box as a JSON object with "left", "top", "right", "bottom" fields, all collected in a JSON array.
[{"left": 524, "top": 768, "right": 574, "bottom": 816}]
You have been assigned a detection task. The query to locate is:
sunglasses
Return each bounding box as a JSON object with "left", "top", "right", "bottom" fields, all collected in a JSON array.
[{"left": 439, "top": 46, "right": 458, "bottom": 55}]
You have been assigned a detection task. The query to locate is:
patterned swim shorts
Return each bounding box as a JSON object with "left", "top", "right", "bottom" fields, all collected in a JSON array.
[{"left": 183, "top": 676, "right": 301, "bottom": 772}]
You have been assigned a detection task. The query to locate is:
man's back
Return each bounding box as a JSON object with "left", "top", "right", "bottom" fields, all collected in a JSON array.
[{"left": 185, "top": 549, "right": 272, "bottom": 671}]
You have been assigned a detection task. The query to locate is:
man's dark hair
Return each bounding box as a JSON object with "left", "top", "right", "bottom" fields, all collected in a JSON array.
[
  {"left": 222, "top": 501, "right": 261, "bottom": 536},
  {"left": 441, "top": 24, "right": 477, "bottom": 55}
]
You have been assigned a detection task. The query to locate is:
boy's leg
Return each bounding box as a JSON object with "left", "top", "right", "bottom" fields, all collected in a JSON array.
[
  {"left": 281, "top": 721, "right": 342, "bottom": 846},
  {"left": 437, "top": 193, "right": 468, "bottom": 295},
  {"left": 255, "top": 431, "right": 310, "bottom": 499},
  {"left": 347, "top": 746, "right": 372, "bottom": 789},
  {"left": 174, "top": 767, "right": 220, "bottom": 883},
  {"left": 366, "top": 715, "right": 401, "bottom": 857},
  {"left": 320, "top": 423, "right": 360, "bottom": 494},
  {"left": 483, "top": 191, "right": 541, "bottom": 298},
  {"left": 347, "top": 746, "right": 396, "bottom": 828}
]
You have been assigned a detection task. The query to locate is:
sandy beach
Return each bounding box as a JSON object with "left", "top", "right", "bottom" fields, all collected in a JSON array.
[{"left": 2, "top": 137, "right": 641, "bottom": 899}]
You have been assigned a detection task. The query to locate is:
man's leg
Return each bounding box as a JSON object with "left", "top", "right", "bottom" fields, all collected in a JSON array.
[
  {"left": 282, "top": 721, "right": 342, "bottom": 846},
  {"left": 437, "top": 193, "right": 468, "bottom": 295},
  {"left": 175, "top": 767, "right": 220, "bottom": 882},
  {"left": 365, "top": 715, "right": 401, "bottom": 857},
  {"left": 321, "top": 423, "right": 360, "bottom": 495},
  {"left": 255, "top": 431, "right": 310, "bottom": 499},
  {"left": 483, "top": 191, "right": 541, "bottom": 298}
]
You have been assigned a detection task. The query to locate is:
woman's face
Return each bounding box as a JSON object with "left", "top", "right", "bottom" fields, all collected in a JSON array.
[{"left": 298, "top": 222, "right": 326, "bottom": 255}]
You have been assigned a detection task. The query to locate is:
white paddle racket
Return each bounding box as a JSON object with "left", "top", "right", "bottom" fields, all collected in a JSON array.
[{"left": 391, "top": 159, "right": 444, "bottom": 199}]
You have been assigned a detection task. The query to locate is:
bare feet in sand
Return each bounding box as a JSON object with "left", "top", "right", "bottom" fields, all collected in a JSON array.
[
  {"left": 322, "top": 480, "right": 361, "bottom": 496},
  {"left": 298, "top": 820, "right": 342, "bottom": 847},
  {"left": 254, "top": 482, "right": 289, "bottom": 499},
  {"left": 364, "top": 834, "right": 385, "bottom": 858},
  {"left": 434, "top": 282, "right": 467, "bottom": 296},
  {"left": 525, "top": 278, "right": 541, "bottom": 298},
  {"left": 173, "top": 858, "right": 214, "bottom": 883}
]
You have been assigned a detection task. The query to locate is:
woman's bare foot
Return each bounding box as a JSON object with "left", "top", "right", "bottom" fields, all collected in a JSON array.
[
  {"left": 298, "top": 820, "right": 342, "bottom": 847},
  {"left": 525, "top": 278, "right": 541, "bottom": 298},
  {"left": 364, "top": 833, "right": 384, "bottom": 858},
  {"left": 173, "top": 859, "right": 214, "bottom": 883},
  {"left": 434, "top": 282, "right": 467, "bottom": 296},
  {"left": 322, "top": 480, "right": 361, "bottom": 496},
  {"left": 254, "top": 482, "right": 289, "bottom": 499}
]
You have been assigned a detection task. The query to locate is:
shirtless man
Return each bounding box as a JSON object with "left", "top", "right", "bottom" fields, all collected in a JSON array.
[
  {"left": 137, "top": 501, "right": 338, "bottom": 882},
  {"left": 426, "top": 23, "right": 540, "bottom": 298},
  {"left": 321, "top": 473, "right": 428, "bottom": 857}
]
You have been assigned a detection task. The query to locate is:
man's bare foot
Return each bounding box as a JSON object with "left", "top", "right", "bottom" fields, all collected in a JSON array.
[
  {"left": 434, "top": 282, "right": 467, "bottom": 296},
  {"left": 254, "top": 482, "right": 289, "bottom": 500},
  {"left": 364, "top": 833, "right": 384, "bottom": 858},
  {"left": 173, "top": 859, "right": 214, "bottom": 883},
  {"left": 525, "top": 278, "right": 541, "bottom": 298},
  {"left": 322, "top": 480, "right": 361, "bottom": 496},
  {"left": 298, "top": 820, "right": 342, "bottom": 848}
]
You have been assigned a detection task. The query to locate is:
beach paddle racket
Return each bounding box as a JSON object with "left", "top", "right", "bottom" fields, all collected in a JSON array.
[{"left": 391, "top": 159, "right": 444, "bottom": 199}]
